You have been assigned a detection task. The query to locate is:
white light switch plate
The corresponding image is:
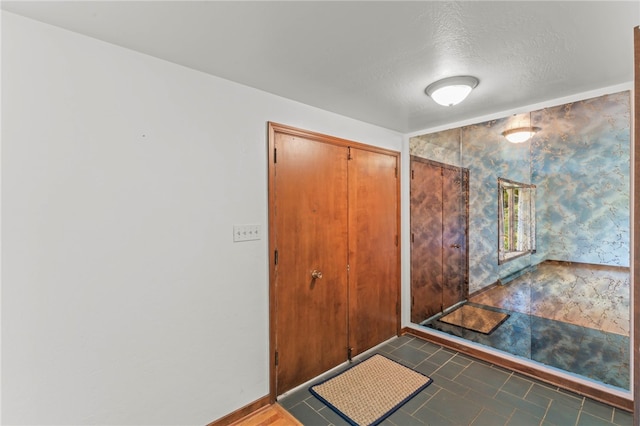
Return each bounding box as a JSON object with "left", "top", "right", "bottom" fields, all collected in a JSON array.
[{"left": 233, "top": 224, "right": 261, "bottom": 242}]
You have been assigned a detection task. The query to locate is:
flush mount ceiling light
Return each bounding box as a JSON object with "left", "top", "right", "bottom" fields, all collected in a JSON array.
[
  {"left": 501, "top": 126, "right": 541, "bottom": 143},
  {"left": 425, "top": 76, "right": 479, "bottom": 106},
  {"left": 501, "top": 112, "right": 541, "bottom": 143}
]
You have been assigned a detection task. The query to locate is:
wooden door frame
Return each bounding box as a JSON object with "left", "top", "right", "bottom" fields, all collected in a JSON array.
[
  {"left": 632, "top": 25, "right": 639, "bottom": 426},
  {"left": 267, "top": 122, "right": 401, "bottom": 401}
]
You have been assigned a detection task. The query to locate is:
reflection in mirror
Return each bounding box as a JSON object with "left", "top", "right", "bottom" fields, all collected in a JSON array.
[
  {"left": 410, "top": 91, "right": 631, "bottom": 393},
  {"left": 410, "top": 156, "right": 469, "bottom": 324},
  {"left": 498, "top": 178, "right": 536, "bottom": 264}
]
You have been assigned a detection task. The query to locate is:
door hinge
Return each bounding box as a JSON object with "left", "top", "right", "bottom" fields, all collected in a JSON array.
[
  {"left": 275, "top": 351, "right": 279, "bottom": 366},
  {"left": 395, "top": 235, "right": 399, "bottom": 247},
  {"left": 395, "top": 167, "right": 398, "bottom": 178},
  {"left": 411, "top": 169, "right": 414, "bottom": 179},
  {"left": 347, "top": 147, "right": 352, "bottom": 160},
  {"left": 274, "top": 249, "right": 278, "bottom": 265},
  {"left": 274, "top": 148, "right": 277, "bottom": 163},
  {"left": 396, "top": 302, "right": 400, "bottom": 314},
  {"left": 411, "top": 233, "right": 414, "bottom": 243},
  {"left": 348, "top": 347, "right": 353, "bottom": 361}
]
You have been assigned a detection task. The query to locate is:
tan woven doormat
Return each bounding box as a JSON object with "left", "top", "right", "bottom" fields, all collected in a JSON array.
[
  {"left": 439, "top": 304, "right": 509, "bottom": 335},
  {"left": 309, "top": 354, "right": 433, "bottom": 426}
]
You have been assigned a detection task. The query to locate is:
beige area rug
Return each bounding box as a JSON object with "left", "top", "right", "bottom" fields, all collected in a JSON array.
[
  {"left": 439, "top": 304, "right": 509, "bottom": 335},
  {"left": 309, "top": 354, "right": 433, "bottom": 426}
]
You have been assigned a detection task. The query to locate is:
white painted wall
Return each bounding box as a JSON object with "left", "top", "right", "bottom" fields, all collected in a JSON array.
[{"left": 1, "top": 12, "right": 402, "bottom": 425}]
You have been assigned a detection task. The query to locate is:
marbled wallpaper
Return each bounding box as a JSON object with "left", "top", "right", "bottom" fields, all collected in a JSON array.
[
  {"left": 531, "top": 93, "right": 630, "bottom": 267},
  {"left": 409, "top": 127, "right": 462, "bottom": 167},
  {"left": 410, "top": 91, "right": 630, "bottom": 294}
]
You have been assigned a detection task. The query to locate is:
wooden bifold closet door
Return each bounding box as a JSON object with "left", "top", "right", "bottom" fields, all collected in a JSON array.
[
  {"left": 410, "top": 156, "right": 469, "bottom": 324},
  {"left": 269, "top": 123, "right": 399, "bottom": 397},
  {"left": 347, "top": 148, "right": 399, "bottom": 356}
]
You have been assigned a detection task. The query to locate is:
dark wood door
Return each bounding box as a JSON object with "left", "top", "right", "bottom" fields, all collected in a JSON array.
[
  {"left": 410, "top": 159, "right": 443, "bottom": 323},
  {"left": 348, "top": 148, "right": 399, "bottom": 357},
  {"left": 410, "top": 157, "right": 469, "bottom": 323},
  {"left": 272, "top": 131, "right": 349, "bottom": 395},
  {"left": 442, "top": 167, "right": 469, "bottom": 310}
]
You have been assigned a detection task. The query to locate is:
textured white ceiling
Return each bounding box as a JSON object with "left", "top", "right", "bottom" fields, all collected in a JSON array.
[{"left": 3, "top": 1, "right": 639, "bottom": 133}]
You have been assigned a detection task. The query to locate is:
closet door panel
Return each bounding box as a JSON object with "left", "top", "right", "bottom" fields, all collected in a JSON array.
[
  {"left": 442, "top": 167, "right": 469, "bottom": 309},
  {"left": 411, "top": 158, "right": 469, "bottom": 323},
  {"left": 410, "top": 159, "right": 444, "bottom": 322},
  {"left": 273, "top": 132, "right": 349, "bottom": 395},
  {"left": 270, "top": 123, "right": 401, "bottom": 399},
  {"left": 348, "top": 148, "right": 399, "bottom": 356}
]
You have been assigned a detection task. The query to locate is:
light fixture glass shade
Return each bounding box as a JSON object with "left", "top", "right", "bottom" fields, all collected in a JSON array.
[
  {"left": 502, "top": 126, "right": 541, "bottom": 143},
  {"left": 425, "top": 76, "right": 479, "bottom": 106}
]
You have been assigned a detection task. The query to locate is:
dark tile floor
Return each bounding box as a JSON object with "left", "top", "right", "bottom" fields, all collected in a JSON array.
[
  {"left": 278, "top": 335, "right": 633, "bottom": 426},
  {"left": 424, "top": 303, "right": 630, "bottom": 390}
]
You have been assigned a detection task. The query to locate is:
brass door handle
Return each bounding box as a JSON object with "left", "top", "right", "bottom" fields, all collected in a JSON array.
[
  {"left": 311, "top": 270, "right": 323, "bottom": 279},
  {"left": 451, "top": 244, "right": 461, "bottom": 248}
]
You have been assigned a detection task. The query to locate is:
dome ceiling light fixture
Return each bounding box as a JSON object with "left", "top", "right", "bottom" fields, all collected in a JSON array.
[
  {"left": 425, "top": 75, "right": 479, "bottom": 107},
  {"left": 501, "top": 112, "right": 541, "bottom": 143},
  {"left": 501, "top": 126, "right": 541, "bottom": 143}
]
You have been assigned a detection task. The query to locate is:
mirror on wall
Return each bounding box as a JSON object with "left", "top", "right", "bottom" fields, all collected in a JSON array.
[
  {"left": 498, "top": 178, "right": 536, "bottom": 264},
  {"left": 410, "top": 91, "right": 631, "bottom": 392}
]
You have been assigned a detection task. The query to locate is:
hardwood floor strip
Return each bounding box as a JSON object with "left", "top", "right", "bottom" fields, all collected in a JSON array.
[
  {"left": 207, "top": 396, "right": 270, "bottom": 426},
  {"left": 230, "top": 404, "right": 301, "bottom": 426}
]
